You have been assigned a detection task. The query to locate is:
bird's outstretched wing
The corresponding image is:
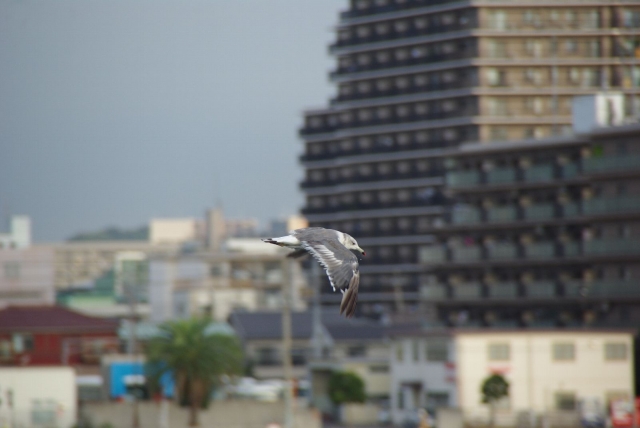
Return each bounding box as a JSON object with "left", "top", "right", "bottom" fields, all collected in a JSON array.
[{"left": 301, "top": 239, "right": 360, "bottom": 318}]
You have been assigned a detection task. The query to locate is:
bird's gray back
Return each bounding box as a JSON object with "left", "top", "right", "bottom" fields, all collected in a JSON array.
[{"left": 292, "top": 227, "right": 340, "bottom": 242}]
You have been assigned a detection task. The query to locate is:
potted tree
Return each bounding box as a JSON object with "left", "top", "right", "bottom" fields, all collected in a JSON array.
[
  {"left": 328, "top": 371, "right": 367, "bottom": 425},
  {"left": 481, "top": 374, "right": 510, "bottom": 428}
]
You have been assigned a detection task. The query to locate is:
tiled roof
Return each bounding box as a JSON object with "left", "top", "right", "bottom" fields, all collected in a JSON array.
[{"left": 0, "top": 305, "right": 118, "bottom": 333}]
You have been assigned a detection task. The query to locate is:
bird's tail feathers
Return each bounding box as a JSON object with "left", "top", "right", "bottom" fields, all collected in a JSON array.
[
  {"left": 261, "top": 238, "right": 280, "bottom": 246},
  {"left": 261, "top": 235, "right": 300, "bottom": 247},
  {"left": 339, "top": 279, "right": 359, "bottom": 319}
]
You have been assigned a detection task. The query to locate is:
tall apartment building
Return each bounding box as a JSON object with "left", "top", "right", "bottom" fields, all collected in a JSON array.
[{"left": 299, "top": 0, "right": 640, "bottom": 316}]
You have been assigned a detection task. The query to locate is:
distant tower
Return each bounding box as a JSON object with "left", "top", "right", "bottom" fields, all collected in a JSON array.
[
  {"left": 205, "top": 207, "right": 226, "bottom": 251},
  {"left": 10, "top": 216, "right": 31, "bottom": 249}
]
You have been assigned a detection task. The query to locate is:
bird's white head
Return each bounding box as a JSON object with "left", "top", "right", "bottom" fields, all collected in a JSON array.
[{"left": 342, "top": 233, "right": 365, "bottom": 256}]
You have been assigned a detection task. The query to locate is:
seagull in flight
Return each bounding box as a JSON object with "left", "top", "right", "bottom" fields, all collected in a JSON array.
[{"left": 262, "top": 227, "right": 365, "bottom": 318}]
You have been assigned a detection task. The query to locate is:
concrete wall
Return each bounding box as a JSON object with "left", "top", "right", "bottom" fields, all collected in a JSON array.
[{"left": 0, "top": 367, "right": 77, "bottom": 428}]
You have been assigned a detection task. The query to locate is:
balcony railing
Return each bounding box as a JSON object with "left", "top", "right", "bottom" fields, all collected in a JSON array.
[
  {"left": 331, "top": 47, "right": 477, "bottom": 78},
  {"left": 584, "top": 239, "right": 640, "bottom": 256},
  {"left": 300, "top": 139, "right": 452, "bottom": 162},
  {"left": 524, "top": 203, "right": 555, "bottom": 221},
  {"left": 339, "top": 0, "right": 456, "bottom": 19},
  {"left": 487, "top": 206, "right": 517, "bottom": 223},
  {"left": 447, "top": 170, "right": 480, "bottom": 187},
  {"left": 488, "top": 282, "right": 518, "bottom": 298},
  {"left": 581, "top": 281, "right": 639, "bottom": 298},
  {"left": 422, "top": 280, "right": 640, "bottom": 303},
  {"left": 332, "top": 78, "right": 477, "bottom": 103},
  {"left": 562, "top": 241, "right": 581, "bottom": 257},
  {"left": 524, "top": 242, "right": 556, "bottom": 259},
  {"left": 451, "top": 206, "right": 481, "bottom": 224},
  {"left": 420, "top": 284, "right": 448, "bottom": 299},
  {"left": 418, "top": 246, "right": 446, "bottom": 264},
  {"left": 486, "top": 167, "right": 516, "bottom": 184},
  {"left": 524, "top": 281, "right": 556, "bottom": 298},
  {"left": 487, "top": 243, "right": 518, "bottom": 260},
  {"left": 524, "top": 164, "right": 554, "bottom": 183},
  {"left": 445, "top": 162, "right": 579, "bottom": 190},
  {"left": 453, "top": 282, "right": 482, "bottom": 299},
  {"left": 301, "top": 169, "right": 445, "bottom": 189},
  {"left": 583, "top": 154, "right": 640, "bottom": 175},
  {"left": 582, "top": 196, "right": 640, "bottom": 216},
  {"left": 430, "top": 239, "right": 636, "bottom": 266},
  {"left": 452, "top": 246, "right": 481, "bottom": 262},
  {"left": 300, "top": 106, "right": 478, "bottom": 136}
]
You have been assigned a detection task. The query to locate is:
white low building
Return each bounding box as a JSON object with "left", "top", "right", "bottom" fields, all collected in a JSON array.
[
  {"left": 389, "top": 330, "right": 458, "bottom": 425},
  {"left": 390, "top": 328, "right": 635, "bottom": 426},
  {"left": 0, "top": 367, "right": 77, "bottom": 428},
  {"left": 456, "top": 329, "right": 635, "bottom": 425}
]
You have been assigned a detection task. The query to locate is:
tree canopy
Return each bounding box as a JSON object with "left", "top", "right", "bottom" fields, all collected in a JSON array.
[
  {"left": 328, "top": 371, "right": 366, "bottom": 405},
  {"left": 146, "top": 318, "right": 243, "bottom": 426},
  {"left": 481, "top": 374, "right": 509, "bottom": 404}
]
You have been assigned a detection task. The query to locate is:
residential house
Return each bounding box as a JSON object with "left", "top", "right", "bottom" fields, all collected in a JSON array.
[
  {"left": 0, "top": 305, "right": 119, "bottom": 366},
  {"left": 229, "top": 310, "right": 390, "bottom": 413}
]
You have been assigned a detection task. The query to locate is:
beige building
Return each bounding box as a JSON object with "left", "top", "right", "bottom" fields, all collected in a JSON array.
[
  {"left": 149, "top": 244, "right": 309, "bottom": 323},
  {"left": 0, "top": 246, "right": 55, "bottom": 308},
  {"left": 149, "top": 218, "right": 201, "bottom": 244},
  {"left": 50, "top": 241, "right": 179, "bottom": 290},
  {"left": 456, "top": 329, "right": 635, "bottom": 425}
]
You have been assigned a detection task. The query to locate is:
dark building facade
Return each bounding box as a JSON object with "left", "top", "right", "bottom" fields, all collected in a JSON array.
[
  {"left": 299, "top": 0, "right": 640, "bottom": 316},
  {"left": 425, "top": 120, "right": 640, "bottom": 328}
]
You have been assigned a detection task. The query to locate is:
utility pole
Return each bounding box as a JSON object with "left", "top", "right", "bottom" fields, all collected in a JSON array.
[
  {"left": 125, "top": 274, "right": 140, "bottom": 428},
  {"left": 552, "top": 33, "right": 559, "bottom": 136},
  {"left": 310, "top": 262, "right": 324, "bottom": 360},
  {"left": 282, "top": 259, "right": 294, "bottom": 428}
]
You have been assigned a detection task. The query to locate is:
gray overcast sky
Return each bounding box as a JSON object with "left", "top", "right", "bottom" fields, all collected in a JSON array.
[{"left": 0, "top": 0, "right": 344, "bottom": 242}]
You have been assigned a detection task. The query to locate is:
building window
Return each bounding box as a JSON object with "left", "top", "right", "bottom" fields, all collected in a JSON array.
[
  {"left": 565, "top": 40, "right": 578, "bottom": 54},
  {"left": 4, "top": 262, "right": 20, "bottom": 279},
  {"left": 490, "top": 127, "right": 509, "bottom": 141},
  {"left": 426, "top": 340, "right": 449, "bottom": 362},
  {"left": 555, "top": 392, "right": 577, "bottom": 410},
  {"left": 488, "top": 343, "right": 510, "bottom": 361},
  {"left": 12, "top": 333, "right": 34, "bottom": 353},
  {"left": 31, "top": 400, "right": 58, "bottom": 426},
  {"left": 412, "top": 341, "right": 420, "bottom": 362},
  {"left": 605, "top": 343, "right": 628, "bottom": 361},
  {"left": 425, "top": 392, "right": 450, "bottom": 411},
  {"left": 553, "top": 343, "right": 576, "bottom": 361},
  {"left": 369, "top": 365, "right": 389, "bottom": 373},
  {"left": 256, "top": 347, "right": 279, "bottom": 366},
  {"left": 486, "top": 68, "right": 506, "bottom": 86},
  {"left": 397, "top": 390, "right": 405, "bottom": 410},
  {"left": 348, "top": 345, "right": 367, "bottom": 357},
  {"left": 396, "top": 343, "right": 404, "bottom": 361},
  {"left": 291, "top": 349, "right": 307, "bottom": 366}
]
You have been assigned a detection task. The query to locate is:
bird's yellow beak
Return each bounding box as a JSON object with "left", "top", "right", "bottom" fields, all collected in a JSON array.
[{"left": 358, "top": 246, "right": 366, "bottom": 256}]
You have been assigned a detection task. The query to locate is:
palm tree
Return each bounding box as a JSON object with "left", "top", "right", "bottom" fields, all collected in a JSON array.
[{"left": 146, "top": 318, "right": 243, "bottom": 427}]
